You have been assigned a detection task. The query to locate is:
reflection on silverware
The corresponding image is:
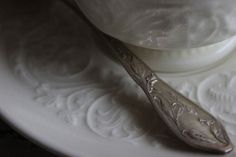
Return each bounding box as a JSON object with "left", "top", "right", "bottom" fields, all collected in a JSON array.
[
  {"left": 62, "top": 0, "right": 234, "bottom": 153},
  {"left": 102, "top": 34, "right": 233, "bottom": 154}
]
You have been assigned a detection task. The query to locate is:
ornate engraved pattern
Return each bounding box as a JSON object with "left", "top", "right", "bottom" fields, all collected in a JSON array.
[{"left": 104, "top": 35, "right": 232, "bottom": 152}]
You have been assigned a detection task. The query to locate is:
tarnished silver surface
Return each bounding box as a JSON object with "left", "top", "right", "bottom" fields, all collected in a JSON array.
[
  {"left": 62, "top": 0, "right": 233, "bottom": 153},
  {"left": 102, "top": 35, "right": 234, "bottom": 153}
]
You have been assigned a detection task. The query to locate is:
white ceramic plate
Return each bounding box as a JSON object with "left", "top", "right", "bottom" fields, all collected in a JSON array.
[{"left": 0, "top": 1, "right": 236, "bottom": 157}]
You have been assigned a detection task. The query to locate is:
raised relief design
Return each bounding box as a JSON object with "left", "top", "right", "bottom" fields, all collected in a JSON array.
[
  {"left": 11, "top": 48, "right": 175, "bottom": 147},
  {"left": 10, "top": 41, "right": 235, "bottom": 149},
  {"left": 198, "top": 72, "right": 236, "bottom": 136},
  {"left": 86, "top": 91, "right": 171, "bottom": 147},
  {"left": 8, "top": 20, "right": 176, "bottom": 147}
]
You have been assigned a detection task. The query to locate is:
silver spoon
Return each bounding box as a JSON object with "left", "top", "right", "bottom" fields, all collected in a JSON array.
[
  {"left": 62, "top": 0, "right": 234, "bottom": 153},
  {"left": 102, "top": 34, "right": 233, "bottom": 154}
]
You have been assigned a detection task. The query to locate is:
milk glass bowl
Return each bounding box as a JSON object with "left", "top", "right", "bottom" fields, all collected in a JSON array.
[{"left": 74, "top": 0, "right": 236, "bottom": 72}]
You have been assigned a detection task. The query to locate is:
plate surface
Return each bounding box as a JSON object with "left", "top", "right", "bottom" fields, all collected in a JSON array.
[{"left": 0, "top": 1, "right": 236, "bottom": 157}]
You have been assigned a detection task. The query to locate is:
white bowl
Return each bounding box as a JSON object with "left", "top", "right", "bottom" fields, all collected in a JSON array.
[{"left": 126, "top": 36, "right": 236, "bottom": 72}]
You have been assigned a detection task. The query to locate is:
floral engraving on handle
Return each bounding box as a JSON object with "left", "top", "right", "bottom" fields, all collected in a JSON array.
[
  {"left": 198, "top": 118, "right": 229, "bottom": 144},
  {"left": 144, "top": 73, "right": 220, "bottom": 145},
  {"left": 107, "top": 36, "right": 231, "bottom": 148}
]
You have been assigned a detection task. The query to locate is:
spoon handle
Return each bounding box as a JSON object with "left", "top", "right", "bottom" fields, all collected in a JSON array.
[
  {"left": 102, "top": 34, "right": 233, "bottom": 153},
  {"left": 60, "top": 0, "right": 233, "bottom": 153}
]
